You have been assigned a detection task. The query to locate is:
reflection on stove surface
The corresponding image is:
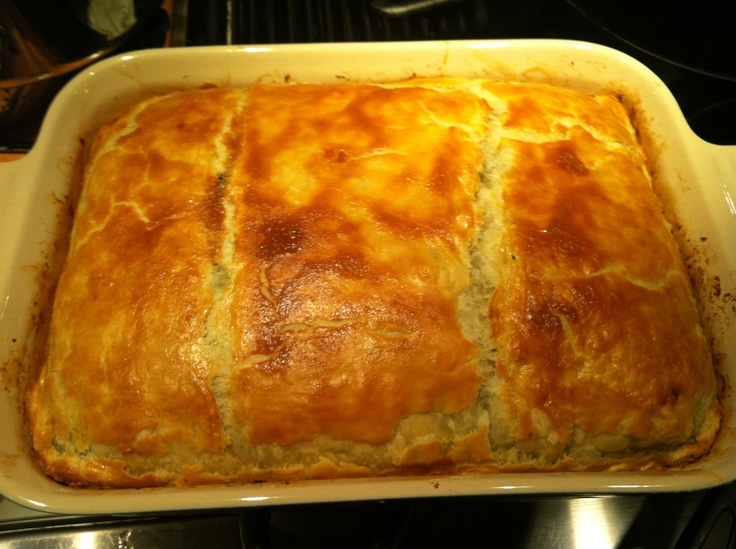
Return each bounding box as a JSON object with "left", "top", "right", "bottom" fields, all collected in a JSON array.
[
  {"left": 0, "top": 1, "right": 734, "bottom": 547},
  {"left": 0, "top": 490, "right": 717, "bottom": 548}
]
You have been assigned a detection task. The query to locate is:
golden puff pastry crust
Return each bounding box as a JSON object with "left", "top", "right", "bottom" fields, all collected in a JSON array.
[{"left": 27, "top": 79, "right": 720, "bottom": 488}]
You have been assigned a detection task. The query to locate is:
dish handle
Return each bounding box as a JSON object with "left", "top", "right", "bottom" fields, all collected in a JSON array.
[
  {"left": 697, "top": 141, "right": 736, "bottom": 201},
  {"left": 0, "top": 153, "right": 34, "bottom": 236}
]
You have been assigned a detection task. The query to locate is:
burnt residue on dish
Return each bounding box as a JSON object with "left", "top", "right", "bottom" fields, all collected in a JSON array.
[{"left": 2, "top": 141, "right": 86, "bottom": 431}]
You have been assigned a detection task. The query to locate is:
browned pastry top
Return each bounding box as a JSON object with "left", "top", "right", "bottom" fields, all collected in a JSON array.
[{"left": 27, "top": 79, "right": 720, "bottom": 488}]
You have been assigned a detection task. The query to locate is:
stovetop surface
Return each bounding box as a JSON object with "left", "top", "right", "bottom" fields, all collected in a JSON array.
[
  {"left": 1, "top": 1, "right": 735, "bottom": 547},
  {"left": 0, "top": 489, "right": 729, "bottom": 548}
]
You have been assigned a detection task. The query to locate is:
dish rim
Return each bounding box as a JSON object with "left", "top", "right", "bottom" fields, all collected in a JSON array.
[{"left": 1, "top": 38, "right": 735, "bottom": 515}]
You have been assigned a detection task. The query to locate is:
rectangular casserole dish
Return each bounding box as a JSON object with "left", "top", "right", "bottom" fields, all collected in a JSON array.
[{"left": 1, "top": 40, "right": 735, "bottom": 514}]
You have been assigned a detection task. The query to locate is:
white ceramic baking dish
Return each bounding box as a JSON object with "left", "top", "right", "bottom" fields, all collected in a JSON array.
[{"left": 1, "top": 40, "right": 735, "bottom": 515}]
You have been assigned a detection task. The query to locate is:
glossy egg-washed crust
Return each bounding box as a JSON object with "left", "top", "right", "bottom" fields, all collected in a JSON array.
[{"left": 27, "top": 79, "right": 720, "bottom": 488}]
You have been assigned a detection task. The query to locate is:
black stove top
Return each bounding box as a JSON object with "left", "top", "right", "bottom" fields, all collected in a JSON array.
[
  {"left": 2, "top": 487, "right": 736, "bottom": 548},
  {"left": 1, "top": 2, "right": 735, "bottom": 547}
]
